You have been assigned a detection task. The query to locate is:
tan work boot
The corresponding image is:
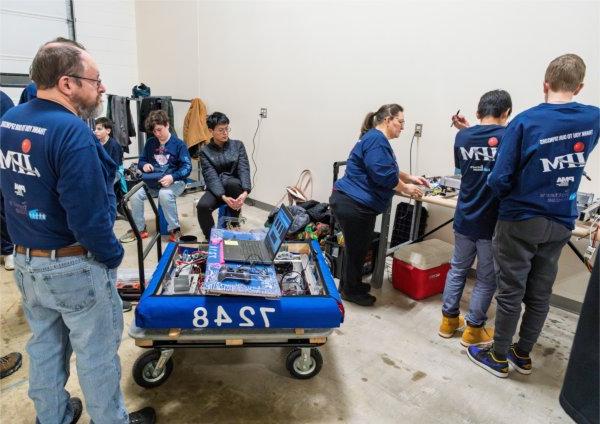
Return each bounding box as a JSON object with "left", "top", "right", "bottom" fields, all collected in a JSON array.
[
  {"left": 438, "top": 314, "right": 465, "bottom": 338},
  {"left": 461, "top": 324, "right": 494, "bottom": 347},
  {"left": 0, "top": 352, "right": 22, "bottom": 379}
]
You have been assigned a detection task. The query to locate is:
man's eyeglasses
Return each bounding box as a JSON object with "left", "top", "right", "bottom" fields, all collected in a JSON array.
[
  {"left": 214, "top": 126, "right": 230, "bottom": 134},
  {"left": 67, "top": 75, "right": 102, "bottom": 88}
]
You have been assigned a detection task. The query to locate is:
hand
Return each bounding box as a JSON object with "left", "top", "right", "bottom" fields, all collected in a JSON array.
[
  {"left": 222, "top": 195, "right": 239, "bottom": 211},
  {"left": 403, "top": 183, "right": 424, "bottom": 198},
  {"left": 142, "top": 163, "right": 154, "bottom": 172},
  {"left": 159, "top": 174, "right": 174, "bottom": 187},
  {"left": 451, "top": 115, "right": 470, "bottom": 130},
  {"left": 411, "top": 175, "right": 430, "bottom": 187},
  {"left": 233, "top": 191, "right": 248, "bottom": 209}
]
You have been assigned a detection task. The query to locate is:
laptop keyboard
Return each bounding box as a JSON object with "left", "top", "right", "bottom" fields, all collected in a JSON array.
[{"left": 240, "top": 241, "right": 264, "bottom": 261}]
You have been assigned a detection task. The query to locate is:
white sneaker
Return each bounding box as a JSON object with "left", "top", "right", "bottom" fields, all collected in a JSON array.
[{"left": 3, "top": 254, "right": 14, "bottom": 271}]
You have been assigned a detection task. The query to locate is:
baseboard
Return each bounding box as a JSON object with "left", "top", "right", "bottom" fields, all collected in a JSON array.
[{"left": 246, "top": 197, "right": 275, "bottom": 212}]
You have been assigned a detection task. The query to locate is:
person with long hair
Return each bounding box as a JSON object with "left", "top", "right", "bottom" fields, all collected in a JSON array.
[{"left": 330, "top": 104, "right": 429, "bottom": 306}]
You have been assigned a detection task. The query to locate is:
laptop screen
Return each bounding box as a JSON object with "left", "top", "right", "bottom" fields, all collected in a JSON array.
[{"left": 266, "top": 206, "right": 293, "bottom": 255}]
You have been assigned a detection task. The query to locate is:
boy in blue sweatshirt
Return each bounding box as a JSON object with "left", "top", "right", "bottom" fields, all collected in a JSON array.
[
  {"left": 439, "top": 90, "right": 512, "bottom": 347},
  {"left": 468, "top": 54, "right": 599, "bottom": 378},
  {"left": 121, "top": 110, "right": 191, "bottom": 242}
]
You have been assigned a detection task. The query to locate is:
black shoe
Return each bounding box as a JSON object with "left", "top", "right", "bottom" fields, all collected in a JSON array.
[
  {"left": 356, "top": 283, "right": 371, "bottom": 294},
  {"left": 69, "top": 397, "right": 83, "bottom": 424},
  {"left": 340, "top": 291, "right": 376, "bottom": 306},
  {"left": 338, "top": 282, "right": 371, "bottom": 294},
  {"left": 122, "top": 301, "right": 132, "bottom": 313},
  {"left": 129, "top": 407, "right": 156, "bottom": 424},
  {"left": 0, "top": 352, "right": 22, "bottom": 379}
]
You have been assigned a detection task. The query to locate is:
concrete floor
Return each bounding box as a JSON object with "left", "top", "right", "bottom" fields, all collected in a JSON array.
[{"left": 0, "top": 192, "right": 578, "bottom": 423}]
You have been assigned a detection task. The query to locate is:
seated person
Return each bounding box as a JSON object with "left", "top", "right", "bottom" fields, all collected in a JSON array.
[
  {"left": 120, "top": 110, "right": 192, "bottom": 242},
  {"left": 197, "top": 112, "right": 252, "bottom": 240}
]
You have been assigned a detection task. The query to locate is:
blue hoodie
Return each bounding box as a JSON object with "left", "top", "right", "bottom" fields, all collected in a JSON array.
[
  {"left": 334, "top": 128, "right": 399, "bottom": 213},
  {"left": 488, "top": 102, "right": 599, "bottom": 230},
  {"left": 138, "top": 135, "right": 192, "bottom": 182},
  {"left": 0, "top": 98, "right": 123, "bottom": 268}
]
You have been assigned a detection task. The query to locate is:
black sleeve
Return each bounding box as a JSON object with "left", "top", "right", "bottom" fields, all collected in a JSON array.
[
  {"left": 236, "top": 141, "right": 252, "bottom": 193},
  {"left": 200, "top": 148, "right": 225, "bottom": 198}
]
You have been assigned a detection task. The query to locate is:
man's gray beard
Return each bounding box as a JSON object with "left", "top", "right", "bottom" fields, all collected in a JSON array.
[{"left": 79, "top": 98, "right": 103, "bottom": 120}]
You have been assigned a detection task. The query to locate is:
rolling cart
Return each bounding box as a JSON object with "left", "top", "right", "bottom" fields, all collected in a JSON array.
[{"left": 121, "top": 185, "right": 345, "bottom": 388}]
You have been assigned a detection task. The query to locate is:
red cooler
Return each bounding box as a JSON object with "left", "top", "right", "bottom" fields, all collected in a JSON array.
[{"left": 392, "top": 239, "right": 454, "bottom": 300}]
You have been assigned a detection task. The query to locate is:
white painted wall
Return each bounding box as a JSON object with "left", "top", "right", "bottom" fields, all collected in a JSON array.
[
  {"left": 134, "top": 0, "right": 599, "bottom": 301},
  {"left": 1, "top": 0, "right": 140, "bottom": 151}
]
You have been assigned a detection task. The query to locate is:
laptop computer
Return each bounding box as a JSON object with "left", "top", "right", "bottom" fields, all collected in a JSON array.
[{"left": 222, "top": 205, "right": 293, "bottom": 265}]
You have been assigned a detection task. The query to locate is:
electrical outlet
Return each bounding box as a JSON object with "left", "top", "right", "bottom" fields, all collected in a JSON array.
[
  {"left": 260, "top": 108, "right": 267, "bottom": 118},
  {"left": 414, "top": 123, "right": 423, "bottom": 138}
]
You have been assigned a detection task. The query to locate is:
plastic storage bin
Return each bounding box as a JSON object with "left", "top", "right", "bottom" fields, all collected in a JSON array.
[{"left": 392, "top": 239, "right": 454, "bottom": 300}]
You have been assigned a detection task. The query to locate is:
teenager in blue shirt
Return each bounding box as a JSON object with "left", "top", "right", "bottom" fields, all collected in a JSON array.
[
  {"left": 95, "top": 117, "right": 123, "bottom": 169},
  {"left": 468, "top": 54, "right": 600, "bottom": 378},
  {"left": 330, "top": 103, "right": 429, "bottom": 306},
  {"left": 438, "top": 90, "right": 512, "bottom": 347},
  {"left": 121, "top": 110, "right": 192, "bottom": 242}
]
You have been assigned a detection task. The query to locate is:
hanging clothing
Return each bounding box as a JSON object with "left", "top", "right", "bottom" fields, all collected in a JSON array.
[
  {"left": 139, "top": 96, "right": 177, "bottom": 136},
  {"left": 183, "top": 98, "right": 210, "bottom": 149},
  {"left": 106, "top": 95, "right": 136, "bottom": 153}
]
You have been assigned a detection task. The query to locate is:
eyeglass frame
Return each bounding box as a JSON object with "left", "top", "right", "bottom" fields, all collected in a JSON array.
[
  {"left": 66, "top": 74, "right": 102, "bottom": 88},
  {"left": 213, "top": 126, "right": 231, "bottom": 134}
]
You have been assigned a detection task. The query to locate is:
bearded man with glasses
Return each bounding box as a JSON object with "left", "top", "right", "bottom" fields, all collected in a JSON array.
[{"left": 0, "top": 38, "right": 155, "bottom": 424}]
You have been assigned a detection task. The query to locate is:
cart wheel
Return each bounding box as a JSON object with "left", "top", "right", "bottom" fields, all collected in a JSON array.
[
  {"left": 132, "top": 350, "right": 174, "bottom": 388},
  {"left": 286, "top": 348, "right": 323, "bottom": 379}
]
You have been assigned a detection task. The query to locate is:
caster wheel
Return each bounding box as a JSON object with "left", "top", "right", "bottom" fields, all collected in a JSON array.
[
  {"left": 286, "top": 348, "right": 323, "bottom": 379},
  {"left": 132, "top": 350, "right": 173, "bottom": 388}
]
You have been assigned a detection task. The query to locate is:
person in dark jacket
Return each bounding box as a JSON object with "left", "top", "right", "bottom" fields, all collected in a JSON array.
[
  {"left": 197, "top": 112, "right": 252, "bottom": 240},
  {"left": 330, "top": 104, "right": 429, "bottom": 306}
]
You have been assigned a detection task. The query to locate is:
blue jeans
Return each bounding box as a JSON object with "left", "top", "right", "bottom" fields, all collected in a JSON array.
[
  {"left": 441, "top": 231, "right": 496, "bottom": 326},
  {"left": 13, "top": 253, "right": 128, "bottom": 424},
  {"left": 131, "top": 180, "right": 185, "bottom": 232}
]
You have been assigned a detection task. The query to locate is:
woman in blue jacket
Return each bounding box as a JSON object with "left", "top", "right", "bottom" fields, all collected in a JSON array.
[{"left": 330, "top": 104, "right": 428, "bottom": 306}]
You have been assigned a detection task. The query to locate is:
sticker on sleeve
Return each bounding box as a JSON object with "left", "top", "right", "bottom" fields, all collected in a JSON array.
[{"left": 224, "top": 240, "right": 239, "bottom": 246}]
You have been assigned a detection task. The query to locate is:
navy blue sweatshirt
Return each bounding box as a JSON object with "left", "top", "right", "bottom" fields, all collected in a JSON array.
[
  {"left": 454, "top": 125, "right": 505, "bottom": 239},
  {"left": 102, "top": 136, "right": 123, "bottom": 167},
  {"left": 334, "top": 128, "right": 399, "bottom": 213},
  {"left": 138, "top": 135, "right": 192, "bottom": 181},
  {"left": 0, "top": 98, "right": 124, "bottom": 268},
  {"left": 488, "top": 102, "right": 599, "bottom": 230}
]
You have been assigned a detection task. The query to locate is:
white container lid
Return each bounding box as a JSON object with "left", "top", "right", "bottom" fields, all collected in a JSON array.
[{"left": 393, "top": 239, "right": 454, "bottom": 269}]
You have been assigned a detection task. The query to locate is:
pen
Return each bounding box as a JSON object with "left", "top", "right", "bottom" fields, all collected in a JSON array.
[{"left": 451, "top": 109, "right": 460, "bottom": 127}]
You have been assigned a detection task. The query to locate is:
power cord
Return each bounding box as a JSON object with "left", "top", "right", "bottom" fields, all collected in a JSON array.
[{"left": 250, "top": 116, "right": 263, "bottom": 190}]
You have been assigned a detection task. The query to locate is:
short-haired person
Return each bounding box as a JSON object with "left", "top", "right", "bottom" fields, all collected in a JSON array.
[
  {"left": 0, "top": 39, "right": 155, "bottom": 423},
  {"left": 439, "top": 90, "right": 512, "bottom": 347},
  {"left": 196, "top": 112, "right": 252, "bottom": 240},
  {"left": 95, "top": 117, "right": 123, "bottom": 172},
  {"left": 121, "top": 109, "right": 192, "bottom": 243},
  {"left": 468, "top": 54, "right": 599, "bottom": 378},
  {"left": 330, "top": 104, "right": 429, "bottom": 306}
]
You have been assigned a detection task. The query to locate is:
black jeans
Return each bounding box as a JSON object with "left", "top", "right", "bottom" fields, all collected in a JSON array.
[
  {"left": 197, "top": 177, "right": 244, "bottom": 240},
  {"left": 329, "top": 190, "right": 378, "bottom": 295}
]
